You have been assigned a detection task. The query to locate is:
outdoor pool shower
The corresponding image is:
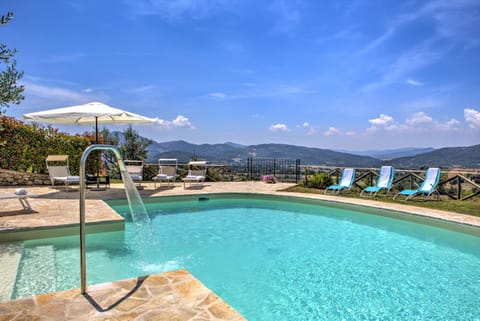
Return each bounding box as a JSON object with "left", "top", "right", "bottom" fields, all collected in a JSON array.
[{"left": 79, "top": 144, "right": 125, "bottom": 294}]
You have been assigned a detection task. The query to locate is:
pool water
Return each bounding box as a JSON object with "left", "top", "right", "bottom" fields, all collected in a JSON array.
[{"left": 13, "top": 196, "right": 480, "bottom": 320}]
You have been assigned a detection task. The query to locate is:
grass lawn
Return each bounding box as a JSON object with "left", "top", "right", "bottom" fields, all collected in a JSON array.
[{"left": 282, "top": 185, "right": 480, "bottom": 217}]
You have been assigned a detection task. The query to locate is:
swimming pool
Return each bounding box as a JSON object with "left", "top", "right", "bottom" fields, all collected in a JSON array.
[{"left": 13, "top": 194, "right": 480, "bottom": 320}]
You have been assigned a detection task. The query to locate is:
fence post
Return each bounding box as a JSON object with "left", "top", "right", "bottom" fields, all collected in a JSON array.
[
  {"left": 304, "top": 165, "right": 308, "bottom": 186},
  {"left": 457, "top": 176, "right": 462, "bottom": 200},
  {"left": 273, "top": 158, "right": 276, "bottom": 177},
  {"left": 295, "top": 159, "right": 300, "bottom": 184}
]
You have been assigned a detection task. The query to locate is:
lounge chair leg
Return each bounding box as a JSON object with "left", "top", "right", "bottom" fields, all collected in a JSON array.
[{"left": 18, "top": 198, "right": 31, "bottom": 211}]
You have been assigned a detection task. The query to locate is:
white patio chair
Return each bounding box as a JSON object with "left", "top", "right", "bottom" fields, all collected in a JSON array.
[
  {"left": 183, "top": 161, "right": 207, "bottom": 189},
  {"left": 45, "top": 155, "right": 80, "bottom": 191},
  {"left": 153, "top": 158, "right": 178, "bottom": 189},
  {"left": 124, "top": 160, "right": 144, "bottom": 187}
]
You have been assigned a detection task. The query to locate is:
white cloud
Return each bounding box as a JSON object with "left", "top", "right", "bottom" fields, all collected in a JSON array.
[
  {"left": 127, "top": 0, "right": 235, "bottom": 22},
  {"left": 172, "top": 115, "right": 193, "bottom": 128},
  {"left": 464, "top": 108, "right": 480, "bottom": 129},
  {"left": 300, "top": 122, "right": 318, "bottom": 135},
  {"left": 362, "top": 40, "right": 444, "bottom": 92},
  {"left": 366, "top": 111, "right": 462, "bottom": 134},
  {"left": 406, "top": 112, "right": 433, "bottom": 125},
  {"left": 82, "top": 88, "right": 93, "bottom": 93},
  {"left": 406, "top": 78, "right": 424, "bottom": 86},
  {"left": 368, "top": 114, "right": 395, "bottom": 126},
  {"left": 323, "top": 127, "right": 341, "bottom": 136},
  {"left": 208, "top": 92, "right": 226, "bottom": 99},
  {"left": 440, "top": 118, "right": 461, "bottom": 130},
  {"left": 155, "top": 115, "right": 194, "bottom": 129},
  {"left": 269, "top": 123, "right": 290, "bottom": 132},
  {"left": 367, "top": 114, "right": 404, "bottom": 133},
  {"left": 359, "top": 27, "right": 395, "bottom": 54},
  {"left": 24, "top": 82, "right": 85, "bottom": 101},
  {"left": 419, "top": 0, "right": 480, "bottom": 47}
]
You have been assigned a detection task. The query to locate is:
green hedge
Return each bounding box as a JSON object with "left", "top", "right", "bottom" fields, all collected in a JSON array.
[
  {"left": 306, "top": 172, "right": 333, "bottom": 189},
  {"left": 0, "top": 116, "right": 91, "bottom": 175}
]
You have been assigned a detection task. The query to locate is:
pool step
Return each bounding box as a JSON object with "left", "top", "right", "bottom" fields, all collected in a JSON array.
[
  {"left": 0, "top": 241, "right": 23, "bottom": 302},
  {"left": 12, "top": 244, "right": 56, "bottom": 299}
]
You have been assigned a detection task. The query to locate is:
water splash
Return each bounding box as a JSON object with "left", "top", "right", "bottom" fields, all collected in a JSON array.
[
  {"left": 119, "top": 168, "right": 151, "bottom": 225},
  {"left": 119, "top": 168, "right": 158, "bottom": 252}
]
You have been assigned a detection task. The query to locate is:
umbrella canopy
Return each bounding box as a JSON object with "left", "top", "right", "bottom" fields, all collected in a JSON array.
[{"left": 23, "top": 101, "right": 156, "bottom": 142}]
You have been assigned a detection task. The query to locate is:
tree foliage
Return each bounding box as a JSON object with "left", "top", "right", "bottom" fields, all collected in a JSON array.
[
  {"left": 0, "top": 116, "right": 90, "bottom": 174},
  {"left": 98, "top": 126, "right": 121, "bottom": 178},
  {"left": 0, "top": 12, "right": 24, "bottom": 114},
  {"left": 119, "top": 124, "right": 152, "bottom": 160},
  {"left": 306, "top": 172, "right": 333, "bottom": 189}
]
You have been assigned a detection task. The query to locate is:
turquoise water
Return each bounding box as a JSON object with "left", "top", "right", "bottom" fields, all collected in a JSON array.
[{"left": 13, "top": 196, "right": 480, "bottom": 320}]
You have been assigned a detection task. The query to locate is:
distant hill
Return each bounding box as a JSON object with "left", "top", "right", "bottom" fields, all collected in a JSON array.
[
  {"left": 147, "top": 140, "right": 246, "bottom": 163},
  {"left": 224, "top": 142, "right": 246, "bottom": 148},
  {"left": 147, "top": 140, "right": 380, "bottom": 167},
  {"left": 388, "top": 145, "right": 480, "bottom": 169},
  {"left": 340, "top": 147, "right": 435, "bottom": 160},
  {"left": 146, "top": 140, "right": 480, "bottom": 169}
]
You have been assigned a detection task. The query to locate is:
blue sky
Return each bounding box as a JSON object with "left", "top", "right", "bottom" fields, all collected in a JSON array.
[{"left": 2, "top": 0, "right": 480, "bottom": 150}]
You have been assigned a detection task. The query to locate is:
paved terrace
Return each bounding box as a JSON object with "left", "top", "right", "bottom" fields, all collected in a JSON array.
[{"left": 1, "top": 181, "right": 479, "bottom": 320}]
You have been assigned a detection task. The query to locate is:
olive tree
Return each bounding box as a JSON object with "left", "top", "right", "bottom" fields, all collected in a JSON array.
[
  {"left": 1, "top": 12, "right": 24, "bottom": 114},
  {"left": 119, "top": 124, "right": 152, "bottom": 161}
]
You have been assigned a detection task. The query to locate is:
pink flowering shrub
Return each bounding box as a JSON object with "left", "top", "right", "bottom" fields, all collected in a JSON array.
[{"left": 262, "top": 174, "right": 277, "bottom": 183}]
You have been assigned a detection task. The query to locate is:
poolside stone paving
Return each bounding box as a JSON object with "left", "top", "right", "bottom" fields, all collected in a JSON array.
[
  {"left": 1, "top": 181, "right": 479, "bottom": 320},
  {"left": 0, "top": 269, "right": 246, "bottom": 321}
]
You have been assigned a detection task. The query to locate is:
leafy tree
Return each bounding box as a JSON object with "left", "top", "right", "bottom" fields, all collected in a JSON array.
[
  {"left": 98, "top": 126, "right": 121, "bottom": 178},
  {"left": 0, "top": 12, "right": 24, "bottom": 114},
  {"left": 0, "top": 116, "right": 90, "bottom": 174},
  {"left": 306, "top": 172, "right": 333, "bottom": 189},
  {"left": 119, "top": 124, "right": 152, "bottom": 160}
]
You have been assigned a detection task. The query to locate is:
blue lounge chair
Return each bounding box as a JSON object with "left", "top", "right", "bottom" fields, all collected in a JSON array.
[
  {"left": 324, "top": 168, "right": 356, "bottom": 194},
  {"left": 361, "top": 166, "right": 395, "bottom": 197},
  {"left": 393, "top": 167, "right": 441, "bottom": 200}
]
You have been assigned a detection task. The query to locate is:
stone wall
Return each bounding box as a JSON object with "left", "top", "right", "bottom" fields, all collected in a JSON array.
[{"left": 0, "top": 169, "right": 51, "bottom": 186}]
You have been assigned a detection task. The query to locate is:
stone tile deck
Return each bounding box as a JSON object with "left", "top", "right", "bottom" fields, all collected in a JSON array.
[
  {"left": 0, "top": 187, "right": 124, "bottom": 242},
  {"left": 0, "top": 269, "right": 246, "bottom": 321}
]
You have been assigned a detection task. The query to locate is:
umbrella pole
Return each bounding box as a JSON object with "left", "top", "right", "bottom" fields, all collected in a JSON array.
[
  {"left": 95, "top": 117, "right": 99, "bottom": 144},
  {"left": 96, "top": 117, "right": 99, "bottom": 189},
  {"left": 93, "top": 117, "right": 104, "bottom": 191}
]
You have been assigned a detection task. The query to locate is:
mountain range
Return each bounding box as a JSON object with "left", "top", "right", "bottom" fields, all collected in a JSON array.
[
  {"left": 146, "top": 140, "right": 480, "bottom": 169},
  {"left": 336, "top": 147, "right": 436, "bottom": 160}
]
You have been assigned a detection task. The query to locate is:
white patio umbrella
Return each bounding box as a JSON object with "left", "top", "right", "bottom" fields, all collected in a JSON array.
[
  {"left": 23, "top": 101, "right": 156, "bottom": 143},
  {"left": 23, "top": 102, "right": 156, "bottom": 189}
]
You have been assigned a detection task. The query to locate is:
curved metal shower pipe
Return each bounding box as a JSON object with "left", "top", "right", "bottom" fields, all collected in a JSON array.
[{"left": 79, "top": 144, "right": 126, "bottom": 294}]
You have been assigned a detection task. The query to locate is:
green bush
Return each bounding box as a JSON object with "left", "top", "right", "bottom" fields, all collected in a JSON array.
[
  {"left": 0, "top": 116, "right": 90, "bottom": 175},
  {"left": 307, "top": 172, "right": 333, "bottom": 189}
]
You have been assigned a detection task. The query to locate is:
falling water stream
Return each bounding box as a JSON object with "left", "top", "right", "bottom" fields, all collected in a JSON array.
[
  {"left": 118, "top": 165, "right": 158, "bottom": 261},
  {"left": 119, "top": 167, "right": 151, "bottom": 225}
]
